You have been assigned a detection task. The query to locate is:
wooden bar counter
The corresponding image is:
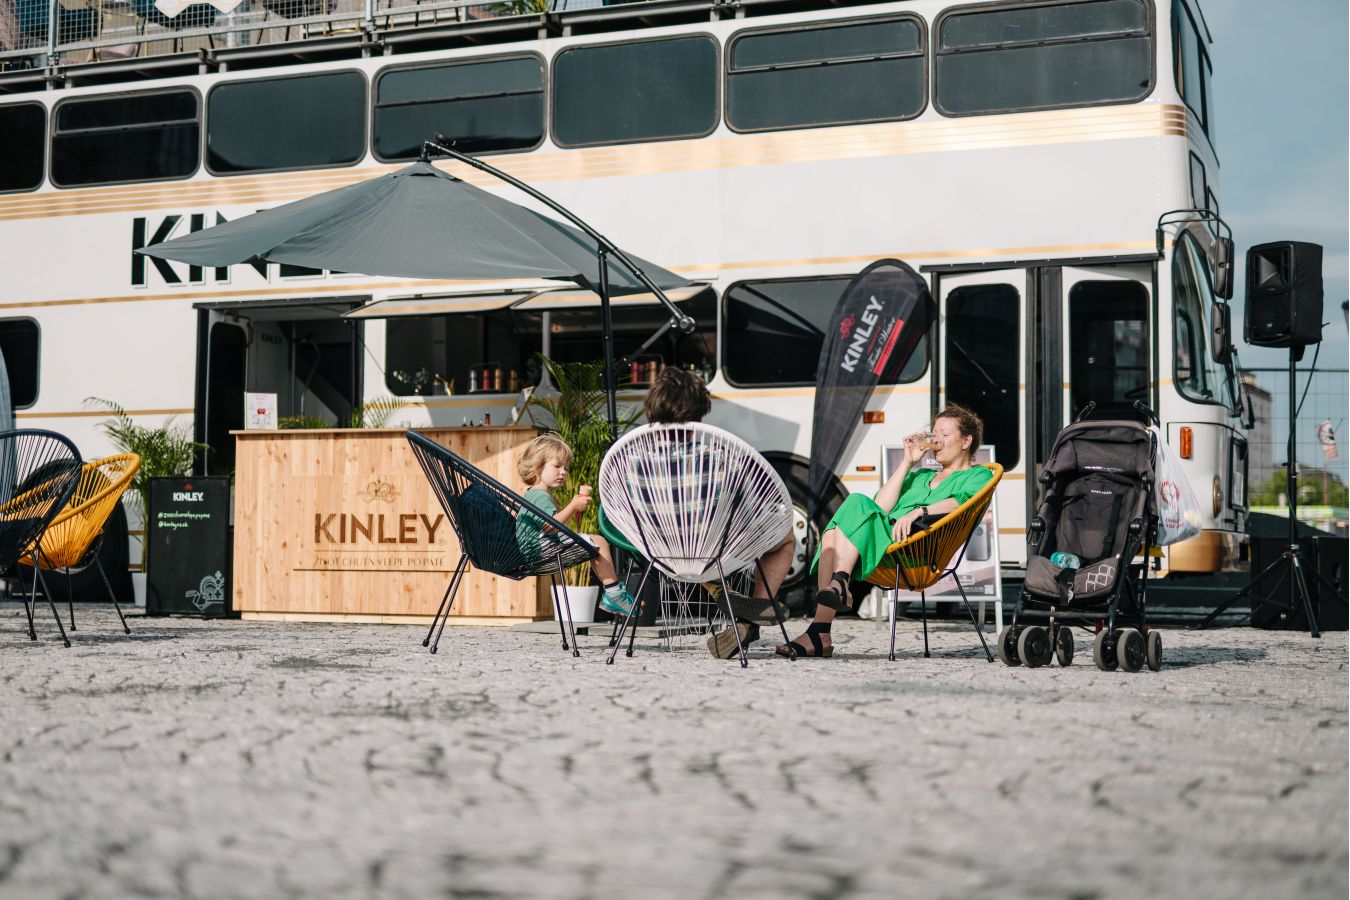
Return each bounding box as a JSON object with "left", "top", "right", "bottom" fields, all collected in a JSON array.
[{"left": 232, "top": 426, "right": 550, "bottom": 625}]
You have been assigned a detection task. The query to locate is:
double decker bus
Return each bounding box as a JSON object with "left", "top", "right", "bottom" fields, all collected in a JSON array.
[{"left": 0, "top": 0, "right": 1246, "bottom": 606}]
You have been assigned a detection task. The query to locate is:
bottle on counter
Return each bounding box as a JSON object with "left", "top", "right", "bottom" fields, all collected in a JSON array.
[
  {"left": 484, "top": 412, "right": 492, "bottom": 426},
  {"left": 468, "top": 369, "right": 478, "bottom": 393},
  {"left": 509, "top": 370, "right": 520, "bottom": 393}
]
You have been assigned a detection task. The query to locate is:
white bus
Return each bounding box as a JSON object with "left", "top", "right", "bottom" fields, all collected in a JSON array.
[{"left": 0, "top": 0, "right": 1246, "bottom": 606}]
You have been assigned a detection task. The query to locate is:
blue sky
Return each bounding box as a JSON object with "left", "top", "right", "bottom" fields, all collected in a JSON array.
[
  {"left": 1204, "top": 0, "right": 1349, "bottom": 370},
  {"left": 1203, "top": 0, "right": 1347, "bottom": 476}
]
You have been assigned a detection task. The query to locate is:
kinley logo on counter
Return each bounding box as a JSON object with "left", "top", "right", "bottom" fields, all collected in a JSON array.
[{"left": 306, "top": 479, "right": 450, "bottom": 572}]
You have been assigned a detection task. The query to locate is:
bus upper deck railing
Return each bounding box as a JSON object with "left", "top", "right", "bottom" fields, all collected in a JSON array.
[{"left": 0, "top": 0, "right": 779, "bottom": 86}]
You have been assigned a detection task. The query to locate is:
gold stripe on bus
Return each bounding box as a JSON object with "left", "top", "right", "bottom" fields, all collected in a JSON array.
[
  {"left": 0, "top": 237, "right": 1161, "bottom": 310},
  {"left": 16, "top": 407, "right": 192, "bottom": 419},
  {"left": 0, "top": 105, "right": 1191, "bottom": 222},
  {"left": 0, "top": 102, "right": 1189, "bottom": 213}
]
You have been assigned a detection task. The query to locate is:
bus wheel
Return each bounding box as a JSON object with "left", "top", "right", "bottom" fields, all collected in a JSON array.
[{"left": 765, "top": 456, "right": 848, "bottom": 617}]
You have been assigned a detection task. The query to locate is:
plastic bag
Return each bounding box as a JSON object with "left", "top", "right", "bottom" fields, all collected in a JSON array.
[{"left": 1150, "top": 426, "right": 1202, "bottom": 546}]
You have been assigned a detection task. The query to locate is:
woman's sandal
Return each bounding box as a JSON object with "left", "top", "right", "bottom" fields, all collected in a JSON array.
[
  {"left": 812, "top": 570, "right": 853, "bottom": 613},
  {"left": 775, "top": 624, "right": 833, "bottom": 658}
]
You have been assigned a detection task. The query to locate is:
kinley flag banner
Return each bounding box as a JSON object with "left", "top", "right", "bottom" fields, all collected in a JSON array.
[{"left": 809, "top": 259, "right": 934, "bottom": 513}]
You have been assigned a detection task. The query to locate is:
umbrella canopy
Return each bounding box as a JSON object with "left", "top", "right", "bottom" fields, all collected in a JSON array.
[{"left": 138, "top": 161, "right": 689, "bottom": 296}]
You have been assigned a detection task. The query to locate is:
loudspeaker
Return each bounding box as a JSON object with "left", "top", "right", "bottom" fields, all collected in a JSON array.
[
  {"left": 1244, "top": 241, "right": 1324, "bottom": 347},
  {"left": 1249, "top": 535, "right": 1347, "bottom": 631}
]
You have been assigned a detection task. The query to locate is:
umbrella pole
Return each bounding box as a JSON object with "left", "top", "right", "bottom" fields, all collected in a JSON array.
[{"left": 597, "top": 249, "right": 619, "bottom": 442}]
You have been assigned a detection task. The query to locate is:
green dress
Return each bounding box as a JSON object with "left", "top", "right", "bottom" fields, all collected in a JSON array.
[{"left": 812, "top": 465, "right": 994, "bottom": 580}]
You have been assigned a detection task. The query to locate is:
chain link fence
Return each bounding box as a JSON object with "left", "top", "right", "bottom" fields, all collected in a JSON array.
[{"left": 1241, "top": 366, "right": 1348, "bottom": 534}]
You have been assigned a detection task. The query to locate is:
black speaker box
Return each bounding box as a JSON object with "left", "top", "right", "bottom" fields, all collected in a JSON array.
[
  {"left": 1249, "top": 534, "right": 1347, "bottom": 631},
  {"left": 1244, "top": 241, "right": 1324, "bottom": 348}
]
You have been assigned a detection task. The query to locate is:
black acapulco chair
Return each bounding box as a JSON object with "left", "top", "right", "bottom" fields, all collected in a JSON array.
[
  {"left": 405, "top": 431, "right": 599, "bottom": 656},
  {"left": 0, "top": 430, "right": 84, "bottom": 648}
]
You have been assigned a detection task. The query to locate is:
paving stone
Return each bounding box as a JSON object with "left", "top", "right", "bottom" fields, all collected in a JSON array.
[{"left": 0, "top": 604, "right": 1345, "bottom": 899}]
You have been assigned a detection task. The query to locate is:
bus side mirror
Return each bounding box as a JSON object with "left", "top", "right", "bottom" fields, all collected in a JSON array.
[
  {"left": 1213, "top": 236, "right": 1234, "bottom": 299},
  {"left": 1211, "top": 300, "right": 1233, "bottom": 364}
]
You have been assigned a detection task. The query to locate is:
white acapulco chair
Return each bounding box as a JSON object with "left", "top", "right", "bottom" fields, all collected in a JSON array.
[{"left": 597, "top": 422, "right": 796, "bottom": 667}]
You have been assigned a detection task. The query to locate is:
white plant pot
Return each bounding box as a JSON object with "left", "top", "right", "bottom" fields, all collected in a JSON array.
[
  {"left": 131, "top": 573, "right": 147, "bottom": 608},
  {"left": 556, "top": 585, "right": 598, "bottom": 624}
]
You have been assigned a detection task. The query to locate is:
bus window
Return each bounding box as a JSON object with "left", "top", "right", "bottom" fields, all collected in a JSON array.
[
  {"left": 374, "top": 56, "right": 545, "bottom": 161},
  {"left": 384, "top": 293, "right": 717, "bottom": 396},
  {"left": 1188, "top": 153, "right": 1207, "bottom": 210},
  {"left": 1068, "top": 281, "right": 1149, "bottom": 422},
  {"left": 51, "top": 90, "right": 199, "bottom": 187},
  {"left": 726, "top": 16, "right": 925, "bottom": 132},
  {"left": 386, "top": 307, "right": 538, "bottom": 397},
  {"left": 1172, "top": 0, "right": 1211, "bottom": 134},
  {"left": 723, "top": 277, "right": 926, "bottom": 387},
  {"left": 945, "top": 284, "right": 1020, "bottom": 470},
  {"left": 207, "top": 72, "right": 366, "bottom": 175},
  {"left": 538, "top": 293, "right": 718, "bottom": 378},
  {"left": 553, "top": 36, "right": 718, "bottom": 147},
  {"left": 0, "top": 318, "right": 39, "bottom": 408},
  {"left": 934, "top": 0, "right": 1153, "bottom": 116},
  {"left": 1173, "top": 232, "right": 1231, "bottom": 408},
  {"left": 0, "top": 104, "right": 44, "bottom": 193}
]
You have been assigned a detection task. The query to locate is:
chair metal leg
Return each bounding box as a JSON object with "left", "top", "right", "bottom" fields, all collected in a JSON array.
[
  {"left": 31, "top": 547, "right": 71, "bottom": 648},
  {"left": 14, "top": 566, "right": 36, "bottom": 641},
  {"left": 93, "top": 557, "right": 131, "bottom": 635},
  {"left": 755, "top": 559, "right": 796, "bottom": 660},
  {"left": 424, "top": 556, "right": 467, "bottom": 650},
  {"left": 429, "top": 558, "right": 470, "bottom": 655},
  {"left": 607, "top": 562, "right": 654, "bottom": 665},
  {"left": 549, "top": 572, "right": 570, "bottom": 652},
  {"left": 889, "top": 576, "right": 899, "bottom": 662},
  {"left": 553, "top": 551, "right": 580, "bottom": 658},
  {"left": 715, "top": 562, "right": 748, "bottom": 668},
  {"left": 953, "top": 575, "right": 994, "bottom": 662},
  {"left": 610, "top": 556, "right": 637, "bottom": 648},
  {"left": 64, "top": 569, "right": 76, "bottom": 632},
  {"left": 920, "top": 591, "right": 930, "bottom": 658}
]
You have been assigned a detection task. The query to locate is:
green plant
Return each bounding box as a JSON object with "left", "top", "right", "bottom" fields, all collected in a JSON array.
[
  {"left": 525, "top": 357, "right": 639, "bottom": 585},
  {"left": 278, "top": 397, "right": 407, "bottom": 430},
  {"left": 85, "top": 398, "right": 209, "bottom": 519}
]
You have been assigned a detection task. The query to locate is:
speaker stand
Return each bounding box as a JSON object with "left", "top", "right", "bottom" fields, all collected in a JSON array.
[{"left": 1195, "top": 347, "right": 1347, "bottom": 634}]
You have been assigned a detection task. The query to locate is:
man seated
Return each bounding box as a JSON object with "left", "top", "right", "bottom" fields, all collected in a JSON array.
[{"left": 617, "top": 368, "right": 794, "bottom": 660}]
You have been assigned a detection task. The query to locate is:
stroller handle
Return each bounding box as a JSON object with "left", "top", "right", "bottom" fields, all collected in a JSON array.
[{"left": 1132, "top": 400, "right": 1159, "bottom": 426}]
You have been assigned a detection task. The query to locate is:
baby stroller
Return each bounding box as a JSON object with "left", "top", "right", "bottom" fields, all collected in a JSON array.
[{"left": 999, "top": 402, "right": 1162, "bottom": 672}]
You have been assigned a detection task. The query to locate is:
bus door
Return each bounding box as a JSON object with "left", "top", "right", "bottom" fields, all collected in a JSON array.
[
  {"left": 1028, "top": 261, "right": 1153, "bottom": 510},
  {"left": 195, "top": 299, "right": 367, "bottom": 475},
  {"left": 936, "top": 270, "right": 1027, "bottom": 565}
]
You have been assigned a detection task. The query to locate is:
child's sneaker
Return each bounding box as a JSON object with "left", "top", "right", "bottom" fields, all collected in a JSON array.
[{"left": 598, "top": 583, "right": 636, "bottom": 617}]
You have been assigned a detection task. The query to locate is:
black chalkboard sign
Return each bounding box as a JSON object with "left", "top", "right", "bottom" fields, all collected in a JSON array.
[{"left": 145, "top": 476, "right": 233, "bottom": 618}]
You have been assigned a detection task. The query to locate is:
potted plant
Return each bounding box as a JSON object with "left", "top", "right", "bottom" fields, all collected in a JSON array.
[
  {"left": 86, "top": 398, "right": 209, "bottom": 606},
  {"left": 525, "top": 357, "right": 639, "bottom": 622}
]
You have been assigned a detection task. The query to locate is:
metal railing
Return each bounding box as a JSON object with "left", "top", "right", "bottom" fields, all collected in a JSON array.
[{"left": 0, "top": 0, "right": 689, "bottom": 74}]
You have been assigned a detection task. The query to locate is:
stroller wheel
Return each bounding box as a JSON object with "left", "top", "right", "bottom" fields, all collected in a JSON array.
[
  {"left": 1017, "top": 627, "right": 1051, "bottom": 668},
  {"left": 1146, "top": 630, "right": 1163, "bottom": 671},
  {"left": 1092, "top": 630, "right": 1119, "bottom": 671},
  {"left": 997, "top": 625, "right": 1021, "bottom": 666},
  {"left": 1054, "top": 625, "right": 1074, "bottom": 666},
  {"left": 1116, "top": 628, "right": 1145, "bottom": 673}
]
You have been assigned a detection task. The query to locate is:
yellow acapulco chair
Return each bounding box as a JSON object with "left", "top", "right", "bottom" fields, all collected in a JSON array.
[
  {"left": 863, "top": 462, "right": 1003, "bottom": 662},
  {"left": 19, "top": 454, "right": 141, "bottom": 637}
]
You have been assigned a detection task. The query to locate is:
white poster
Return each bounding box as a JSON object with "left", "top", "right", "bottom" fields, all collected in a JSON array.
[{"left": 245, "top": 392, "right": 278, "bottom": 430}]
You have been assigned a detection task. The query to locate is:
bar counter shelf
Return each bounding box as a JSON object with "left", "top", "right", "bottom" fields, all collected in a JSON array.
[{"left": 230, "top": 426, "right": 552, "bottom": 625}]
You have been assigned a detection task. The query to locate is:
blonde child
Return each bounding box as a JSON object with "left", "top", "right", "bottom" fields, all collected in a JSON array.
[{"left": 516, "top": 433, "right": 636, "bottom": 617}]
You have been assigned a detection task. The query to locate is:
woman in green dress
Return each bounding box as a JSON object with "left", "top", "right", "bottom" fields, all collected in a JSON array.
[{"left": 777, "top": 404, "right": 991, "bottom": 658}]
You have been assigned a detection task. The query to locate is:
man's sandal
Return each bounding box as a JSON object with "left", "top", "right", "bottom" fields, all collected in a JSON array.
[{"left": 707, "top": 621, "right": 760, "bottom": 659}]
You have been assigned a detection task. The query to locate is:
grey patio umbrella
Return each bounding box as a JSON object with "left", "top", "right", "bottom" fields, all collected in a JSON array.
[{"left": 139, "top": 147, "right": 694, "bottom": 432}]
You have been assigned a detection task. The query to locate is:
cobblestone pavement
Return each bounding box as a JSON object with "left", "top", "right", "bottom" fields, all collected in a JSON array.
[{"left": 1, "top": 605, "right": 1346, "bottom": 900}]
